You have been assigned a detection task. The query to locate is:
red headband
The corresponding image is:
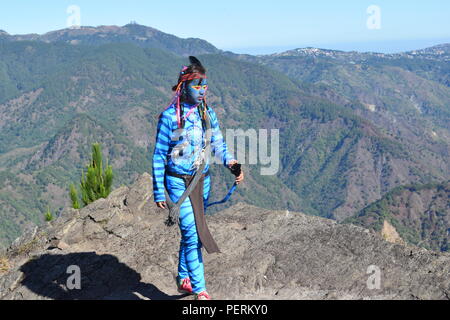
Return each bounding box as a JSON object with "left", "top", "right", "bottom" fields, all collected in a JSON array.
[
  {"left": 162, "top": 71, "right": 208, "bottom": 129},
  {"left": 179, "top": 72, "right": 207, "bottom": 83}
]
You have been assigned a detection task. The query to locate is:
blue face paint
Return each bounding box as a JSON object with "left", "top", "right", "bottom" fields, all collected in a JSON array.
[{"left": 185, "top": 78, "right": 208, "bottom": 104}]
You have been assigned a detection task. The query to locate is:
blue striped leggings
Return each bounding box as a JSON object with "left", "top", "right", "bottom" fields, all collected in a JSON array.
[{"left": 165, "top": 174, "right": 211, "bottom": 293}]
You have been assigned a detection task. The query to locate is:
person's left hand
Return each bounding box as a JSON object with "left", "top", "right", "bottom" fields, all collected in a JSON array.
[{"left": 228, "top": 159, "right": 244, "bottom": 185}]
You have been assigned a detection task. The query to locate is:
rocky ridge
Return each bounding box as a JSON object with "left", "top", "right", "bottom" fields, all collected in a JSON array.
[{"left": 0, "top": 173, "right": 449, "bottom": 300}]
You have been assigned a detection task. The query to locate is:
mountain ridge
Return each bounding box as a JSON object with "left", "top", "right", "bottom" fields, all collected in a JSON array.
[
  {"left": 0, "top": 23, "right": 220, "bottom": 57},
  {"left": 0, "top": 24, "right": 449, "bottom": 253},
  {"left": 2, "top": 23, "right": 449, "bottom": 58}
]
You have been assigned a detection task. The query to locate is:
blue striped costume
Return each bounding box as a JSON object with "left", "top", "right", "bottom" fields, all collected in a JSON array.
[{"left": 152, "top": 102, "right": 234, "bottom": 293}]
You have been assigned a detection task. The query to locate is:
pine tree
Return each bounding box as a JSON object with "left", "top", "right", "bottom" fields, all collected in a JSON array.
[
  {"left": 44, "top": 205, "right": 53, "bottom": 222},
  {"left": 69, "top": 183, "right": 80, "bottom": 209},
  {"left": 68, "top": 142, "right": 114, "bottom": 209},
  {"left": 79, "top": 143, "right": 114, "bottom": 206}
]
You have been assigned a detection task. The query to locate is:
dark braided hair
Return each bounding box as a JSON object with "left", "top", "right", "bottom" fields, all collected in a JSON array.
[{"left": 171, "top": 57, "right": 208, "bottom": 128}]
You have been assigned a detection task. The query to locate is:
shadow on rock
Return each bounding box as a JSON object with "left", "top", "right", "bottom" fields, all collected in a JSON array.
[{"left": 19, "top": 252, "right": 185, "bottom": 300}]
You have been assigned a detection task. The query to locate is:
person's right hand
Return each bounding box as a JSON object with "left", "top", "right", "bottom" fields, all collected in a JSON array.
[
  {"left": 228, "top": 160, "right": 244, "bottom": 185},
  {"left": 156, "top": 201, "right": 167, "bottom": 209}
]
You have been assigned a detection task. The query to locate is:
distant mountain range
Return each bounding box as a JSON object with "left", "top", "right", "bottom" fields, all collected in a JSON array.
[
  {"left": 0, "top": 24, "right": 449, "bottom": 252},
  {"left": 267, "top": 44, "right": 450, "bottom": 61}
]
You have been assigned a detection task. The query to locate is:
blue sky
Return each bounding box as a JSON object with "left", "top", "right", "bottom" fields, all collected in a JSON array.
[{"left": 1, "top": 0, "right": 449, "bottom": 54}]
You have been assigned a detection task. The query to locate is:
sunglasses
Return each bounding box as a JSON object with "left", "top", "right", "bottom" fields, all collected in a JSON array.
[{"left": 190, "top": 85, "right": 208, "bottom": 91}]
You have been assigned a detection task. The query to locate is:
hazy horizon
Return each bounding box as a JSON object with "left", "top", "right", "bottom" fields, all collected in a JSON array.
[
  {"left": 1, "top": 1, "right": 449, "bottom": 56},
  {"left": 225, "top": 38, "right": 450, "bottom": 55},
  {"left": 1, "top": 23, "right": 449, "bottom": 57}
]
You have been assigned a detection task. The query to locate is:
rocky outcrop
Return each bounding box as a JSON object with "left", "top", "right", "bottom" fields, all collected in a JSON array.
[
  {"left": 381, "top": 220, "right": 406, "bottom": 246},
  {"left": 1, "top": 173, "right": 449, "bottom": 300}
]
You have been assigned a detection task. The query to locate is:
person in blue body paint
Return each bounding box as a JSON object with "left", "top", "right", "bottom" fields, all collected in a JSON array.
[{"left": 152, "top": 57, "right": 244, "bottom": 300}]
